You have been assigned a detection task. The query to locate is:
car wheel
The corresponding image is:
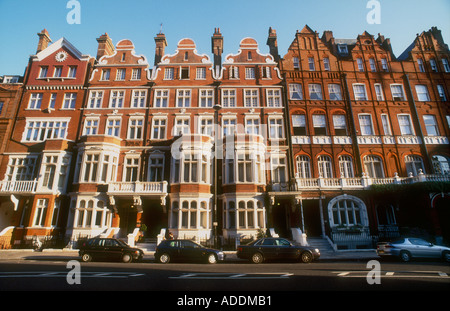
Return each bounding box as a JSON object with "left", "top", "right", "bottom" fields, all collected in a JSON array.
[
  {"left": 122, "top": 253, "right": 133, "bottom": 263},
  {"left": 399, "top": 250, "right": 411, "bottom": 262},
  {"left": 300, "top": 251, "right": 313, "bottom": 263},
  {"left": 442, "top": 251, "right": 450, "bottom": 263},
  {"left": 81, "top": 253, "right": 92, "bottom": 262},
  {"left": 206, "top": 253, "right": 217, "bottom": 264},
  {"left": 158, "top": 253, "right": 171, "bottom": 264},
  {"left": 251, "top": 252, "right": 264, "bottom": 264}
]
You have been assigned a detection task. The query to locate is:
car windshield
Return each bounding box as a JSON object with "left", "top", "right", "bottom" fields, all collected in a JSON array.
[{"left": 116, "top": 239, "right": 128, "bottom": 247}]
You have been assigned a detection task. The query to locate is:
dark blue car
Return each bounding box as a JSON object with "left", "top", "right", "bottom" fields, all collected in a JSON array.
[{"left": 155, "top": 239, "right": 225, "bottom": 264}]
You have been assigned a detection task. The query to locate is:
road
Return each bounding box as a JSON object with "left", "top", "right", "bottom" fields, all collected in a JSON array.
[{"left": 0, "top": 256, "right": 448, "bottom": 293}]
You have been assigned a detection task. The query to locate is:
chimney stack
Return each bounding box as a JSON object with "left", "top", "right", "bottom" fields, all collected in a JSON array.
[
  {"left": 96, "top": 33, "right": 115, "bottom": 60},
  {"left": 266, "top": 27, "right": 279, "bottom": 61},
  {"left": 154, "top": 32, "right": 167, "bottom": 66},
  {"left": 37, "top": 29, "right": 52, "bottom": 53},
  {"left": 211, "top": 28, "right": 224, "bottom": 69}
]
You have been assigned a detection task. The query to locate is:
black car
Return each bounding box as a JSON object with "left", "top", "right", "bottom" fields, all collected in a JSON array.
[
  {"left": 78, "top": 237, "right": 144, "bottom": 263},
  {"left": 155, "top": 239, "right": 225, "bottom": 264},
  {"left": 237, "top": 237, "right": 320, "bottom": 263}
]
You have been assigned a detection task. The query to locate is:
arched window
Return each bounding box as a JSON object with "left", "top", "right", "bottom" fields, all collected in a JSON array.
[
  {"left": 405, "top": 155, "right": 425, "bottom": 176},
  {"left": 318, "top": 155, "right": 333, "bottom": 178},
  {"left": 339, "top": 155, "right": 354, "bottom": 178},
  {"left": 296, "top": 155, "right": 311, "bottom": 178},
  {"left": 432, "top": 155, "right": 450, "bottom": 174},
  {"left": 363, "top": 155, "right": 384, "bottom": 178},
  {"left": 328, "top": 195, "right": 368, "bottom": 227}
]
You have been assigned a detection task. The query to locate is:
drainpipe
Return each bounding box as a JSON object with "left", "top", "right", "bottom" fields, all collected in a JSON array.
[{"left": 341, "top": 73, "right": 363, "bottom": 175}]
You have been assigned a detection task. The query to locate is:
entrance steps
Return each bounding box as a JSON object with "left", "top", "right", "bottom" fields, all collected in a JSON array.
[{"left": 306, "top": 237, "right": 335, "bottom": 255}]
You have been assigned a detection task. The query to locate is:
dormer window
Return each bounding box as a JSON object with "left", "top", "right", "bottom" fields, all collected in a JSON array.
[
  {"left": 180, "top": 67, "right": 189, "bottom": 79},
  {"left": 68, "top": 66, "right": 77, "bottom": 78},
  {"left": 247, "top": 51, "right": 252, "bottom": 60},
  {"left": 39, "top": 66, "right": 48, "bottom": 78},
  {"left": 184, "top": 52, "right": 189, "bottom": 61},
  {"left": 54, "top": 66, "right": 62, "bottom": 78},
  {"left": 121, "top": 53, "right": 126, "bottom": 62},
  {"left": 338, "top": 44, "right": 348, "bottom": 54}
]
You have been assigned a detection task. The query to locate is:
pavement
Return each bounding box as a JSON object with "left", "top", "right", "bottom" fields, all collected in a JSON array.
[{"left": 0, "top": 248, "right": 380, "bottom": 262}]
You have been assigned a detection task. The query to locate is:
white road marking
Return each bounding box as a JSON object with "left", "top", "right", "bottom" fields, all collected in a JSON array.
[{"left": 170, "top": 272, "right": 293, "bottom": 279}]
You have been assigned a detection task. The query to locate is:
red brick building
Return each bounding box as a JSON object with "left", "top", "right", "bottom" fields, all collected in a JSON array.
[
  {"left": 271, "top": 25, "right": 450, "bottom": 248},
  {"left": 0, "top": 30, "right": 94, "bottom": 247},
  {"left": 0, "top": 26, "right": 448, "bottom": 249}
]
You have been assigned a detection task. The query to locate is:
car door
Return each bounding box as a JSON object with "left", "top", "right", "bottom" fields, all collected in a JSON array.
[
  {"left": 104, "top": 239, "right": 123, "bottom": 261},
  {"left": 181, "top": 240, "right": 203, "bottom": 262},
  {"left": 410, "top": 238, "right": 440, "bottom": 258},
  {"left": 276, "top": 238, "right": 296, "bottom": 259},
  {"left": 259, "top": 238, "right": 278, "bottom": 259}
]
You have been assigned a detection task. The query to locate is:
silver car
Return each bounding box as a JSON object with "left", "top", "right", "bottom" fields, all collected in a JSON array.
[{"left": 377, "top": 238, "right": 450, "bottom": 262}]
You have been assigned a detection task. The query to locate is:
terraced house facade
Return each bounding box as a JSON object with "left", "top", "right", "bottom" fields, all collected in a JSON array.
[{"left": 0, "top": 25, "right": 449, "bottom": 250}]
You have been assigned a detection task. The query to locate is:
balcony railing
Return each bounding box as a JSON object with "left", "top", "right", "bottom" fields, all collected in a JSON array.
[
  {"left": 107, "top": 181, "right": 168, "bottom": 195},
  {"left": 0, "top": 180, "right": 38, "bottom": 194},
  {"left": 291, "top": 172, "right": 450, "bottom": 191}
]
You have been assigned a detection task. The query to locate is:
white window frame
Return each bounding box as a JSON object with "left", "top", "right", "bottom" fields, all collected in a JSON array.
[
  {"left": 62, "top": 92, "right": 77, "bottom": 109},
  {"left": 339, "top": 155, "right": 354, "bottom": 178},
  {"left": 83, "top": 117, "right": 99, "bottom": 136},
  {"left": 415, "top": 85, "right": 430, "bottom": 101},
  {"left": 176, "top": 89, "right": 191, "bottom": 107},
  {"left": 115, "top": 68, "right": 126, "bottom": 81},
  {"left": 353, "top": 84, "right": 368, "bottom": 101},
  {"left": 245, "top": 67, "right": 255, "bottom": 79},
  {"left": 109, "top": 90, "right": 125, "bottom": 108},
  {"left": 196, "top": 67, "right": 206, "bottom": 80},
  {"left": 105, "top": 117, "right": 121, "bottom": 137},
  {"left": 244, "top": 89, "right": 259, "bottom": 107},
  {"left": 328, "top": 84, "right": 342, "bottom": 100},
  {"left": 123, "top": 156, "right": 140, "bottom": 182},
  {"left": 151, "top": 117, "right": 167, "bottom": 140},
  {"left": 222, "top": 89, "right": 236, "bottom": 108},
  {"left": 268, "top": 117, "right": 284, "bottom": 139},
  {"left": 131, "top": 68, "right": 141, "bottom": 80},
  {"left": 173, "top": 117, "right": 190, "bottom": 136},
  {"left": 358, "top": 114, "right": 374, "bottom": 136},
  {"left": 289, "top": 84, "right": 303, "bottom": 100},
  {"left": 199, "top": 89, "right": 214, "bottom": 108},
  {"left": 23, "top": 118, "right": 70, "bottom": 142},
  {"left": 390, "top": 84, "right": 406, "bottom": 101},
  {"left": 87, "top": 90, "right": 103, "bottom": 109},
  {"left": 101, "top": 69, "right": 110, "bottom": 81},
  {"left": 397, "top": 114, "right": 414, "bottom": 136},
  {"left": 266, "top": 89, "right": 282, "bottom": 107},
  {"left": 437, "top": 85, "right": 447, "bottom": 101},
  {"left": 164, "top": 67, "right": 174, "bottom": 80},
  {"left": 131, "top": 90, "right": 147, "bottom": 108},
  {"left": 374, "top": 83, "right": 384, "bottom": 100},
  {"left": 28, "top": 93, "right": 43, "bottom": 109},
  {"left": 309, "top": 84, "right": 323, "bottom": 100},
  {"left": 127, "top": 117, "right": 144, "bottom": 140},
  {"left": 381, "top": 114, "right": 392, "bottom": 136},
  {"left": 423, "top": 115, "right": 439, "bottom": 136},
  {"left": 154, "top": 89, "right": 169, "bottom": 108}
]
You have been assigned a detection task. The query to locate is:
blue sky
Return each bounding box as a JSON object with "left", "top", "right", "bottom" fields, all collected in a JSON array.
[{"left": 0, "top": 0, "right": 449, "bottom": 75}]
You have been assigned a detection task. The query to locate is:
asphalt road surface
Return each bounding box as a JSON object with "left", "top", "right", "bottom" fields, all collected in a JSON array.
[{"left": 0, "top": 257, "right": 448, "bottom": 293}]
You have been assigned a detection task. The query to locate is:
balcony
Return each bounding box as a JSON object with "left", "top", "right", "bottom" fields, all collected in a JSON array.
[
  {"left": 291, "top": 172, "right": 450, "bottom": 191},
  {"left": 107, "top": 181, "right": 168, "bottom": 196},
  {"left": 0, "top": 180, "right": 38, "bottom": 194}
]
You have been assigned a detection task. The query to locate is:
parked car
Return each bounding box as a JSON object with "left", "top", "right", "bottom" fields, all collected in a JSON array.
[
  {"left": 237, "top": 237, "right": 320, "bottom": 264},
  {"left": 79, "top": 238, "right": 144, "bottom": 263},
  {"left": 377, "top": 237, "right": 450, "bottom": 262},
  {"left": 155, "top": 239, "right": 225, "bottom": 264}
]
